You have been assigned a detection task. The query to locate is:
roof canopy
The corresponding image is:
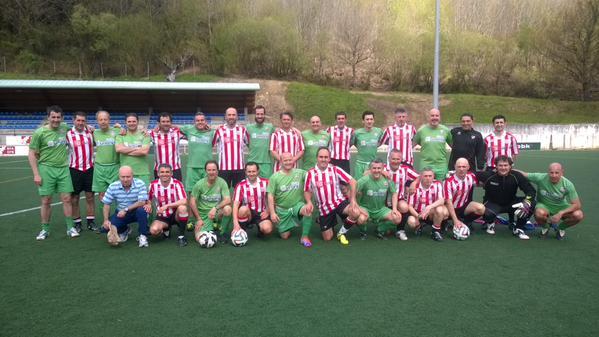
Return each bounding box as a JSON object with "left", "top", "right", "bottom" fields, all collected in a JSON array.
[{"left": 0, "top": 80, "right": 260, "bottom": 113}]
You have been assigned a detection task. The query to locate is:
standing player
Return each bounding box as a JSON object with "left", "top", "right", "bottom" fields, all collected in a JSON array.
[
  {"left": 353, "top": 111, "right": 383, "bottom": 178},
  {"left": 406, "top": 167, "right": 448, "bottom": 241},
  {"left": 212, "top": 107, "right": 249, "bottom": 188},
  {"left": 267, "top": 153, "right": 313, "bottom": 247},
  {"left": 29, "top": 105, "right": 77, "bottom": 240},
  {"left": 179, "top": 112, "right": 214, "bottom": 192},
  {"left": 116, "top": 113, "right": 151, "bottom": 185},
  {"left": 190, "top": 161, "right": 232, "bottom": 243},
  {"left": 444, "top": 158, "right": 485, "bottom": 231},
  {"left": 270, "top": 112, "right": 304, "bottom": 172},
  {"left": 67, "top": 111, "right": 96, "bottom": 232},
  {"left": 92, "top": 110, "right": 120, "bottom": 225},
  {"left": 149, "top": 112, "right": 184, "bottom": 181},
  {"left": 517, "top": 163, "right": 583, "bottom": 240},
  {"left": 246, "top": 105, "right": 275, "bottom": 178},
  {"left": 146, "top": 164, "right": 189, "bottom": 246},
  {"left": 356, "top": 159, "right": 402, "bottom": 239},
  {"left": 327, "top": 111, "right": 354, "bottom": 174},
  {"left": 301, "top": 115, "right": 329, "bottom": 170},
  {"left": 232, "top": 162, "right": 273, "bottom": 237},
  {"left": 413, "top": 108, "right": 452, "bottom": 181},
  {"left": 448, "top": 113, "right": 485, "bottom": 171},
  {"left": 304, "top": 147, "right": 360, "bottom": 245},
  {"left": 484, "top": 114, "right": 519, "bottom": 170},
  {"left": 380, "top": 108, "right": 417, "bottom": 166}
]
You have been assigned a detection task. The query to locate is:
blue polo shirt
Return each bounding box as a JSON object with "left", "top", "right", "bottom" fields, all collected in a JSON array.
[{"left": 102, "top": 178, "right": 148, "bottom": 210}]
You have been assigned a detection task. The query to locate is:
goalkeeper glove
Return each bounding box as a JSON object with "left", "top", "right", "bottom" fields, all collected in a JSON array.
[{"left": 512, "top": 198, "right": 532, "bottom": 219}]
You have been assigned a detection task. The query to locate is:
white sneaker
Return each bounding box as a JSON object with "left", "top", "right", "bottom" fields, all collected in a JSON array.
[
  {"left": 67, "top": 227, "right": 80, "bottom": 238},
  {"left": 138, "top": 234, "right": 149, "bottom": 248},
  {"left": 486, "top": 223, "right": 496, "bottom": 235},
  {"left": 513, "top": 228, "right": 530, "bottom": 240},
  {"left": 395, "top": 230, "right": 408, "bottom": 241},
  {"left": 36, "top": 229, "right": 49, "bottom": 240},
  {"left": 119, "top": 227, "right": 131, "bottom": 243}
]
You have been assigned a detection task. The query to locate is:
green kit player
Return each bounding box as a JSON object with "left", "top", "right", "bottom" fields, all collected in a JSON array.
[
  {"left": 92, "top": 110, "right": 121, "bottom": 218},
  {"left": 28, "top": 105, "right": 77, "bottom": 240},
  {"left": 246, "top": 105, "right": 275, "bottom": 178},
  {"left": 301, "top": 115, "right": 330, "bottom": 170},
  {"left": 356, "top": 159, "right": 402, "bottom": 239},
  {"left": 353, "top": 111, "right": 383, "bottom": 179},
  {"left": 413, "top": 108, "right": 452, "bottom": 180},
  {"left": 267, "top": 153, "right": 313, "bottom": 247},
  {"left": 116, "top": 113, "right": 151, "bottom": 185},
  {"left": 180, "top": 112, "right": 215, "bottom": 192}
]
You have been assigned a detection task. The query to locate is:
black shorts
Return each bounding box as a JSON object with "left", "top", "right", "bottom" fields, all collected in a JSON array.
[
  {"left": 319, "top": 198, "right": 350, "bottom": 231},
  {"left": 455, "top": 205, "right": 467, "bottom": 220},
  {"left": 330, "top": 159, "right": 351, "bottom": 175},
  {"left": 240, "top": 209, "right": 261, "bottom": 230},
  {"left": 219, "top": 169, "right": 244, "bottom": 188},
  {"left": 154, "top": 168, "right": 182, "bottom": 181},
  {"left": 155, "top": 213, "right": 179, "bottom": 227},
  {"left": 70, "top": 167, "right": 94, "bottom": 195}
]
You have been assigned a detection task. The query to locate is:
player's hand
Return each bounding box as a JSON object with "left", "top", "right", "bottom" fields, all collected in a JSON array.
[
  {"left": 113, "top": 123, "right": 121, "bottom": 129},
  {"left": 157, "top": 205, "right": 168, "bottom": 214},
  {"left": 513, "top": 199, "right": 532, "bottom": 219},
  {"left": 233, "top": 223, "right": 241, "bottom": 232},
  {"left": 260, "top": 211, "right": 270, "bottom": 221},
  {"left": 33, "top": 174, "right": 42, "bottom": 186},
  {"left": 381, "top": 170, "right": 391, "bottom": 179},
  {"left": 392, "top": 209, "right": 401, "bottom": 219},
  {"left": 119, "top": 128, "right": 127, "bottom": 136},
  {"left": 208, "top": 207, "right": 217, "bottom": 220},
  {"left": 304, "top": 202, "right": 314, "bottom": 215},
  {"left": 117, "top": 210, "right": 127, "bottom": 218},
  {"left": 454, "top": 220, "right": 465, "bottom": 229},
  {"left": 550, "top": 212, "right": 563, "bottom": 224},
  {"left": 195, "top": 219, "right": 204, "bottom": 232},
  {"left": 420, "top": 207, "right": 431, "bottom": 220},
  {"left": 103, "top": 220, "right": 111, "bottom": 230},
  {"left": 271, "top": 212, "right": 280, "bottom": 224},
  {"left": 143, "top": 204, "right": 152, "bottom": 214}
]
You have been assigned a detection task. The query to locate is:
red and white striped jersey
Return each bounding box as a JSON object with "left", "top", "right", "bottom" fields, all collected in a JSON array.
[
  {"left": 212, "top": 125, "right": 250, "bottom": 171},
  {"left": 234, "top": 177, "right": 269, "bottom": 212},
  {"left": 380, "top": 123, "right": 416, "bottom": 166},
  {"left": 305, "top": 164, "right": 352, "bottom": 216},
  {"left": 149, "top": 128, "right": 184, "bottom": 171},
  {"left": 444, "top": 172, "right": 478, "bottom": 209},
  {"left": 484, "top": 131, "right": 519, "bottom": 168},
  {"left": 409, "top": 180, "right": 444, "bottom": 213},
  {"left": 148, "top": 178, "right": 187, "bottom": 217},
  {"left": 270, "top": 129, "right": 305, "bottom": 172},
  {"left": 384, "top": 164, "right": 419, "bottom": 200},
  {"left": 327, "top": 126, "right": 354, "bottom": 160},
  {"left": 67, "top": 127, "right": 94, "bottom": 172}
]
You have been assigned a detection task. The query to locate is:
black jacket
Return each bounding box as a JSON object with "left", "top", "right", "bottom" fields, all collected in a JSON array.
[
  {"left": 475, "top": 170, "right": 536, "bottom": 206},
  {"left": 448, "top": 127, "right": 485, "bottom": 170}
]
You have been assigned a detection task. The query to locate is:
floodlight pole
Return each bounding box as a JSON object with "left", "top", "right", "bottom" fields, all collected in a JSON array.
[{"left": 433, "top": 0, "right": 441, "bottom": 109}]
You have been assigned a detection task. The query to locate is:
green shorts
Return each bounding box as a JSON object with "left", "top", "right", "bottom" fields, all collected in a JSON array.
[
  {"left": 197, "top": 213, "right": 217, "bottom": 232},
  {"left": 92, "top": 164, "right": 120, "bottom": 193},
  {"left": 367, "top": 207, "right": 392, "bottom": 223},
  {"left": 258, "top": 162, "right": 273, "bottom": 179},
  {"left": 354, "top": 161, "right": 370, "bottom": 180},
  {"left": 275, "top": 203, "right": 305, "bottom": 233},
  {"left": 134, "top": 174, "right": 150, "bottom": 187},
  {"left": 186, "top": 167, "right": 206, "bottom": 192},
  {"left": 535, "top": 202, "right": 566, "bottom": 216},
  {"left": 431, "top": 166, "right": 448, "bottom": 181},
  {"left": 38, "top": 164, "right": 73, "bottom": 196}
]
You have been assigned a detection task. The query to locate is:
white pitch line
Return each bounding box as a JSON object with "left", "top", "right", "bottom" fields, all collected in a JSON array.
[
  {"left": 0, "top": 196, "right": 86, "bottom": 217},
  {"left": 0, "top": 159, "right": 28, "bottom": 165}
]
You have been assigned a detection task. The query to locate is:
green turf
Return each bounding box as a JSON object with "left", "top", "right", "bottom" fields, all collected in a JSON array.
[{"left": 1, "top": 151, "right": 598, "bottom": 337}]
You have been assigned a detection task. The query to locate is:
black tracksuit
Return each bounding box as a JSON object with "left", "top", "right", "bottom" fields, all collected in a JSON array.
[{"left": 448, "top": 127, "right": 485, "bottom": 171}]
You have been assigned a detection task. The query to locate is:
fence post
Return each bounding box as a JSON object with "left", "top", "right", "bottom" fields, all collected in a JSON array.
[
  {"left": 2, "top": 56, "right": 6, "bottom": 72},
  {"left": 147, "top": 61, "right": 150, "bottom": 79},
  {"left": 100, "top": 62, "right": 104, "bottom": 79},
  {"left": 192, "top": 59, "right": 196, "bottom": 75},
  {"left": 124, "top": 64, "right": 127, "bottom": 77},
  {"left": 53, "top": 61, "right": 56, "bottom": 74},
  {"left": 79, "top": 62, "right": 82, "bottom": 79}
]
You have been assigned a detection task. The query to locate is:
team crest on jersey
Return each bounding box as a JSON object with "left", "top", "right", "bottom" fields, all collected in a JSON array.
[
  {"left": 420, "top": 197, "right": 427, "bottom": 203},
  {"left": 471, "top": 135, "right": 476, "bottom": 139},
  {"left": 159, "top": 196, "right": 167, "bottom": 203},
  {"left": 280, "top": 181, "right": 300, "bottom": 192}
]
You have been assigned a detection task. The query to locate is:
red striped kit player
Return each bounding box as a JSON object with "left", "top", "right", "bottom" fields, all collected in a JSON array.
[
  {"left": 407, "top": 167, "right": 448, "bottom": 241},
  {"left": 484, "top": 114, "right": 519, "bottom": 170},
  {"left": 212, "top": 107, "right": 250, "bottom": 188},
  {"left": 326, "top": 112, "right": 354, "bottom": 174},
  {"left": 270, "top": 112, "right": 304, "bottom": 172},
  {"left": 149, "top": 112, "right": 184, "bottom": 181},
  {"left": 380, "top": 108, "right": 416, "bottom": 166},
  {"left": 444, "top": 158, "right": 485, "bottom": 230},
  {"left": 232, "top": 162, "right": 273, "bottom": 237}
]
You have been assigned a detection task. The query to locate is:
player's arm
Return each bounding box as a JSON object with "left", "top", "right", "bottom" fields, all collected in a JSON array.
[
  {"left": 303, "top": 190, "right": 314, "bottom": 215},
  {"left": 516, "top": 172, "right": 536, "bottom": 200},
  {"left": 129, "top": 144, "right": 150, "bottom": 156},
  {"left": 511, "top": 168, "right": 528, "bottom": 177},
  {"left": 422, "top": 194, "right": 445, "bottom": 219},
  {"left": 391, "top": 192, "right": 399, "bottom": 216},
  {"left": 189, "top": 196, "right": 200, "bottom": 220},
  {"left": 232, "top": 199, "right": 242, "bottom": 231},
  {"left": 268, "top": 193, "right": 279, "bottom": 223},
  {"left": 292, "top": 150, "right": 304, "bottom": 164},
  {"left": 475, "top": 133, "right": 486, "bottom": 170},
  {"left": 115, "top": 142, "right": 134, "bottom": 154},
  {"left": 551, "top": 198, "right": 582, "bottom": 224},
  {"left": 445, "top": 198, "right": 463, "bottom": 228},
  {"left": 161, "top": 198, "right": 187, "bottom": 214},
  {"left": 347, "top": 178, "right": 358, "bottom": 206},
  {"left": 28, "top": 149, "right": 42, "bottom": 186}
]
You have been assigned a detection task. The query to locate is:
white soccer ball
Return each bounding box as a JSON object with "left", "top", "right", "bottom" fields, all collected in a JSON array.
[
  {"left": 230, "top": 229, "right": 249, "bottom": 247},
  {"left": 453, "top": 225, "right": 470, "bottom": 240},
  {"left": 197, "top": 231, "right": 217, "bottom": 248}
]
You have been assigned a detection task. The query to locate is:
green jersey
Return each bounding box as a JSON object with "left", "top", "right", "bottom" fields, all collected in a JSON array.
[
  {"left": 354, "top": 127, "right": 383, "bottom": 163},
  {"left": 180, "top": 125, "right": 215, "bottom": 168},
  {"left": 528, "top": 173, "right": 579, "bottom": 210},
  {"left": 29, "top": 124, "right": 69, "bottom": 167},
  {"left": 191, "top": 176, "right": 229, "bottom": 214},
  {"left": 413, "top": 124, "right": 452, "bottom": 168},
  {"left": 301, "top": 130, "right": 329, "bottom": 170},
  {"left": 357, "top": 175, "right": 396, "bottom": 210},
  {"left": 246, "top": 123, "right": 275, "bottom": 163},
  {"left": 93, "top": 127, "right": 120, "bottom": 165},
  {"left": 116, "top": 131, "right": 151, "bottom": 175},
  {"left": 267, "top": 168, "right": 306, "bottom": 209}
]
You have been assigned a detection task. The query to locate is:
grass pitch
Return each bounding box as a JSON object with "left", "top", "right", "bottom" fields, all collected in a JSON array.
[{"left": 1, "top": 151, "right": 598, "bottom": 337}]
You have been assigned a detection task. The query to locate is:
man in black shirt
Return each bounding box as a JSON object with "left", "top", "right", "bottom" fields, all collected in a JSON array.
[
  {"left": 475, "top": 155, "right": 536, "bottom": 240},
  {"left": 448, "top": 113, "right": 485, "bottom": 171}
]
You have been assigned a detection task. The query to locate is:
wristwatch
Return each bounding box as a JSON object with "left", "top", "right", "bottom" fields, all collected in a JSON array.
[{"left": 124, "top": 207, "right": 129, "bottom": 212}]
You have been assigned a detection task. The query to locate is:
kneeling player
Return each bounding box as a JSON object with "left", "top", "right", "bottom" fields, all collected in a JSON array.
[
  {"left": 444, "top": 158, "right": 485, "bottom": 232},
  {"left": 190, "top": 161, "right": 232, "bottom": 244},
  {"left": 356, "top": 159, "right": 402, "bottom": 240},
  {"left": 267, "top": 153, "right": 313, "bottom": 247},
  {"left": 406, "top": 167, "right": 448, "bottom": 241},
  {"left": 304, "top": 147, "right": 360, "bottom": 245},
  {"left": 146, "top": 164, "right": 189, "bottom": 246},
  {"left": 233, "top": 162, "right": 273, "bottom": 237}
]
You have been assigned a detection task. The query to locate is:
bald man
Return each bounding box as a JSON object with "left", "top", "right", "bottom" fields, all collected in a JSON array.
[
  {"left": 413, "top": 108, "right": 452, "bottom": 181},
  {"left": 518, "top": 163, "right": 583, "bottom": 240},
  {"left": 444, "top": 158, "right": 485, "bottom": 231},
  {"left": 101, "top": 166, "right": 150, "bottom": 247}
]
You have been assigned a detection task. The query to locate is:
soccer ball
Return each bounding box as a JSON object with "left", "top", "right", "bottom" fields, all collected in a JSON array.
[
  {"left": 230, "top": 229, "right": 249, "bottom": 247},
  {"left": 197, "top": 231, "right": 217, "bottom": 248},
  {"left": 453, "top": 225, "right": 470, "bottom": 240}
]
